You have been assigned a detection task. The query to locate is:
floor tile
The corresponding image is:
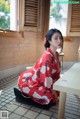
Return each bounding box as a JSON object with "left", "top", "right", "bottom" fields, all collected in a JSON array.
[
  {"left": 0, "top": 68, "right": 80, "bottom": 119},
  {"left": 14, "top": 107, "right": 28, "bottom": 116},
  {"left": 8, "top": 113, "right": 21, "bottom": 119},
  {"left": 36, "top": 114, "right": 50, "bottom": 119},
  {"left": 24, "top": 110, "right": 38, "bottom": 119}
]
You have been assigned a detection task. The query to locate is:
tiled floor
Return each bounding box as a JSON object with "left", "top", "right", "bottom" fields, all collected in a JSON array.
[{"left": 0, "top": 68, "right": 80, "bottom": 119}]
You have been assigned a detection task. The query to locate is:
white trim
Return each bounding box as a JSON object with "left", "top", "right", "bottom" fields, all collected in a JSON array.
[{"left": 10, "top": 0, "right": 24, "bottom": 31}]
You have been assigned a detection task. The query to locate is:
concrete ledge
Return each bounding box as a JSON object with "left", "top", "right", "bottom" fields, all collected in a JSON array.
[
  {"left": 0, "top": 65, "right": 26, "bottom": 80},
  {"left": 0, "top": 62, "right": 77, "bottom": 80}
]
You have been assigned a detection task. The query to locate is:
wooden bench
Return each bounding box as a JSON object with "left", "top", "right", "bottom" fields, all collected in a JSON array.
[{"left": 53, "top": 63, "right": 80, "bottom": 119}]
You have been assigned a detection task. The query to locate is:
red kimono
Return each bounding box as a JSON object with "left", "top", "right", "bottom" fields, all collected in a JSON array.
[{"left": 18, "top": 48, "right": 60, "bottom": 105}]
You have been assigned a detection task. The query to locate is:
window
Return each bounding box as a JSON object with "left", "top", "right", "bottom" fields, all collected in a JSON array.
[
  {"left": 0, "top": 0, "right": 21, "bottom": 31},
  {"left": 0, "top": 0, "right": 10, "bottom": 30},
  {"left": 49, "top": 0, "right": 68, "bottom": 36},
  {"left": 0, "top": 0, "right": 24, "bottom": 37}
]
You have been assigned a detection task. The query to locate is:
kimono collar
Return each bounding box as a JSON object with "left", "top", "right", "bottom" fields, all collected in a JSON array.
[
  {"left": 47, "top": 48, "right": 54, "bottom": 55},
  {"left": 46, "top": 48, "right": 58, "bottom": 57}
]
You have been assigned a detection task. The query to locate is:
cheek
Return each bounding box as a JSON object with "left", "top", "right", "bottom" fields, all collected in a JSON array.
[
  {"left": 54, "top": 40, "right": 58, "bottom": 44},
  {"left": 61, "top": 41, "right": 63, "bottom": 46},
  {"left": 52, "top": 40, "right": 56, "bottom": 44},
  {"left": 51, "top": 40, "right": 58, "bottom": 45}
]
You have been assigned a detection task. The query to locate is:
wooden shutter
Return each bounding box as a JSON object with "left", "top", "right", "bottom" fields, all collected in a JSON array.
[
  {"left": 24, "top": 0, "right": 39, "bottom": 27},
  {"left": 67, "top": 0, "right": 80, "bottom": 36},
  {"left": 70, "top": 4, "right": 80, "bottom": 32}
]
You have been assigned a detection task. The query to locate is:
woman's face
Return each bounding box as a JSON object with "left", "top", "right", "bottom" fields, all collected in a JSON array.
[{"left": 50, "top": 32, "right": 63, "bottom": 49}]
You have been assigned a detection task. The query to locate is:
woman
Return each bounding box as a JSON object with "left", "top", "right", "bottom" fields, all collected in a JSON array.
[{"left": 14, "top": 28, "right": 63, "bottom": 105}]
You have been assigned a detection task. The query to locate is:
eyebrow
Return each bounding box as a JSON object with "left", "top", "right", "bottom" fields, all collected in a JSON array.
[{"left": 54, "top": 36, "right": 58, "bottom": 37}]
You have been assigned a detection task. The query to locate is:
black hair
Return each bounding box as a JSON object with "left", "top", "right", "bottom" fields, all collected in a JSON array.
[{"left": 44, "top": 28, "right": 63, "bottom": 49}]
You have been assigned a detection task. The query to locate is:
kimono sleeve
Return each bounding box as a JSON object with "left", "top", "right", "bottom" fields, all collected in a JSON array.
[{"left": 40, "top": 55, "right": 53, "bottom": 89}]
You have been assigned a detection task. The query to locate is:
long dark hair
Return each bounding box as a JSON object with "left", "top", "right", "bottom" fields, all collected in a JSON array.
[{"left": 44, "top": 28, "right": 63, "bottom": 49}]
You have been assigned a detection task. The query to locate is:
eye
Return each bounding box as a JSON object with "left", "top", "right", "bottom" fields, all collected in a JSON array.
[{"left": 55, "top": 37, "right": 58, "bottom": 40}]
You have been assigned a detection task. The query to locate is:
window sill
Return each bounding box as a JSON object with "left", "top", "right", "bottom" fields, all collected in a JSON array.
[
  {"left": 64, "top": 36, "right": 72, "bottom": 41},
  {"left": 0, "top": 30, "right": 24, "bottom": 38},
  {"left": 24, "top": 26, "right": 41, "bottom": 32}
]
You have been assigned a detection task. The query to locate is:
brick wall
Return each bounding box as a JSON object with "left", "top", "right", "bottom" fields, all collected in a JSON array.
[
  {"left": 0, "top": 31, "right": 44, "bottom": 70},
  {"left": 0, "top": 31, "right": 79, "bottom": 71},
  {"left": 63, "top": 38, "right": 80, "bottom": 62}
]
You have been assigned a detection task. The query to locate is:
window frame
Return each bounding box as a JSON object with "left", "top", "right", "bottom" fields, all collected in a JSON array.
[
  {"left": 1, "top": 0, "right": 80, "bottom": 38},
  {"left": 0, "top": 0, "right": 24, "bottom": 38}
]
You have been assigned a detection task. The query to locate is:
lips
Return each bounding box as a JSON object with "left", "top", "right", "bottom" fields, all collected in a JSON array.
[{"left": 58, "top": 44, "right": 61, "bottom": 47}]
